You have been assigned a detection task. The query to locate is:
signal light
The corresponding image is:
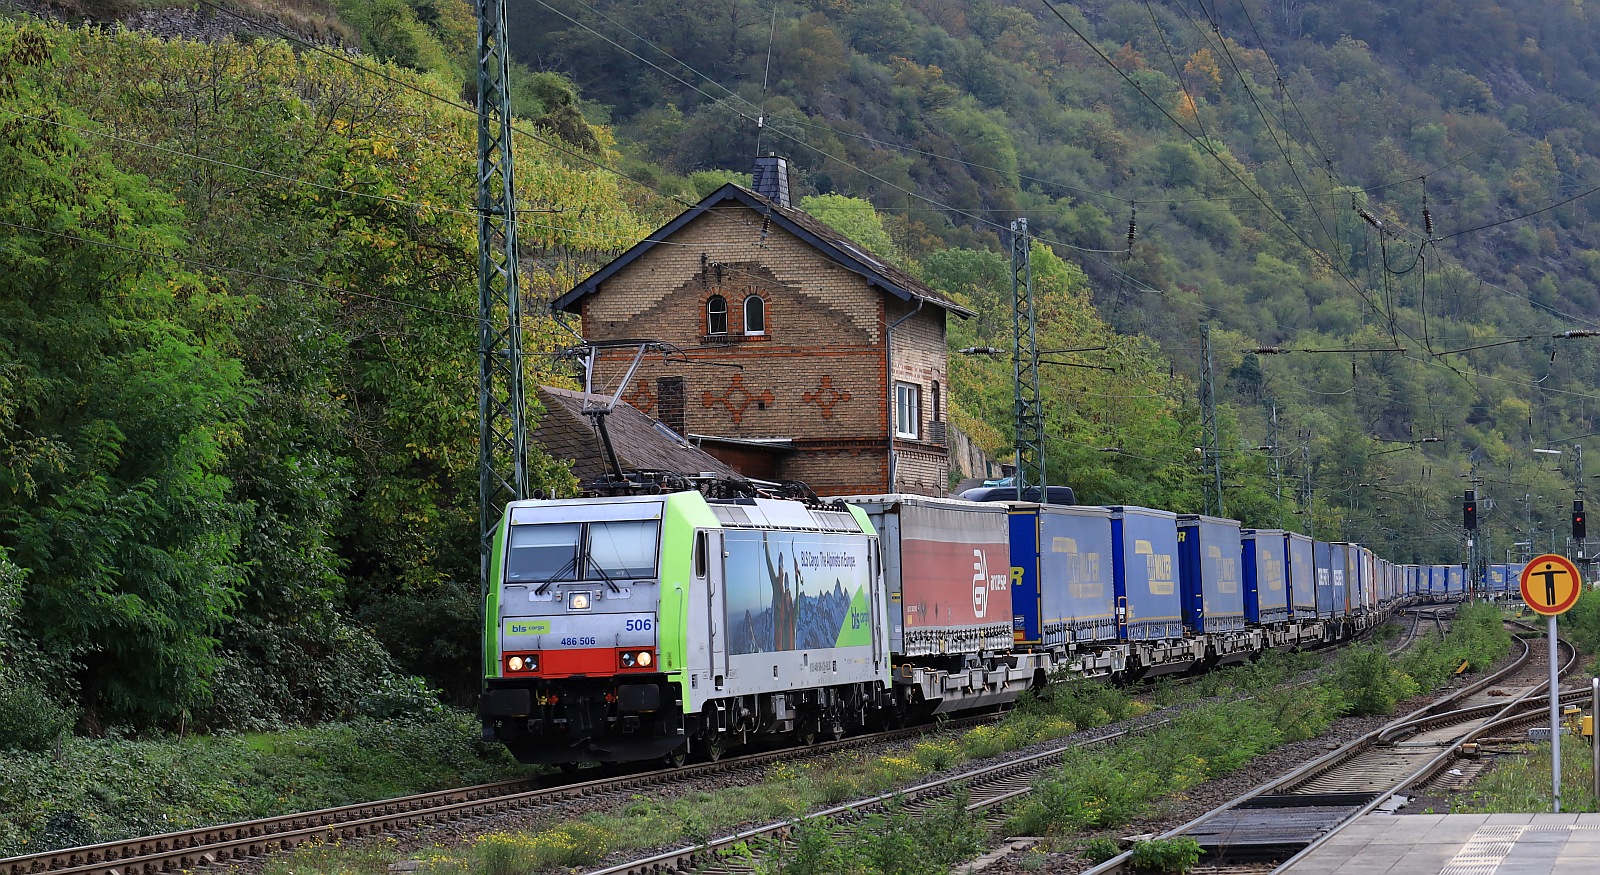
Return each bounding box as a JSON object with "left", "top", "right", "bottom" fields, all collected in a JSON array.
[
  {"left": 1463, "top": 490, "right": 1477, "bottom": 530},
  {"left": 1575, "top": 499, "right": 1587, "bottom": 540}
]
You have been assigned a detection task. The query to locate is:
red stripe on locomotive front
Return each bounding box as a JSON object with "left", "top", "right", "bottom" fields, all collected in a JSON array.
[
  {"left": 537, "top": 648, "right": 618, "bottom": 676},
  {"left": 532, "top": 648, "right": 657, "bottom": 677}
]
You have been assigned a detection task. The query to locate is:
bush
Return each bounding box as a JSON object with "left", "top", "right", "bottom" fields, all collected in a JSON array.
[
  {"left": 1083, "top": 837, "right": 1123, "bottom": 863},
  {"left": 474, "top": 822, "right": 611, "bottom": 873},
  {"left": 197, "top": 617, "right": 442, "bottom": 731},
  {"left": 1129, "top": 837, "right": 1201, "bottom": 873},
  {"left": 1019, "top": 675, "right": 1132, "bottom": 728},
  {"left": 0, "top": 555, "right": 77, "bottom": 751},
  {"left": 764, "top": 817, "right": 844, "bottom": 875},
  {"left": 0, "top": 678, "right": 73, "bottom": 752},
  {"left": 1331, "top": 645, "right": 1417, "bottom": 715}
]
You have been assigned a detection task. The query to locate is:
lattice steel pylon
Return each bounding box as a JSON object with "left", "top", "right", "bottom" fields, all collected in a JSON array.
[
  {"left": 1011, "top": 218, "right": 1045, "bottom": 500},
  {"left": 1199, "top": 324, "right": 1223, "bottom": 517},
  {"left": 477, "top": 0, "right": 528, "bottom": 594}
]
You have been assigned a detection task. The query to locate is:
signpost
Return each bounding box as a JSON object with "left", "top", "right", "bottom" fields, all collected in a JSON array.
[{"left": 1519, "top": 553, "right": 1583, "bottom": 812}]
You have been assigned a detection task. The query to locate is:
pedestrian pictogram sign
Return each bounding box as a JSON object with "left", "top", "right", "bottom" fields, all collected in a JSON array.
[{"left": 1520, "top": 554, "right": 1583, "bottom": 615}]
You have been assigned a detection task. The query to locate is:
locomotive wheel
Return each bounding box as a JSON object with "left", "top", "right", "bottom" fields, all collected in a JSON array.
[
  {"left": 661, "top": 743, "right": 688, "bottom": 768},
  {"left": 701, "top": 732, "right": 726, "bottom": 762},
  {"left": 794, "top": 720, "right": 818, "bottom": 747}
]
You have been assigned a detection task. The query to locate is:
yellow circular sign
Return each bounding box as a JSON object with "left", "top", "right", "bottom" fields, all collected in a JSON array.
[{"left": 1519, "top": 554, "right": 1583, "bottom": 615}]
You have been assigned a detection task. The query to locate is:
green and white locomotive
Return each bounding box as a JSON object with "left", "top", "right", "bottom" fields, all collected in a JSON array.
[{"left": 479, "top": 490, "right": 893, "bottom": 765}]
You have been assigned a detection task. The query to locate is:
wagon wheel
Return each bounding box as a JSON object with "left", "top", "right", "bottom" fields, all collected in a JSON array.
[{"left": 794, "top": 718, "right": 818, "bottom": 747}]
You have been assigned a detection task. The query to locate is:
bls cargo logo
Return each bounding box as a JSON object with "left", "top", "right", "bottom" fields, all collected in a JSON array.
[{"left": 971, "top": 549, "right": 1010, "bottom": 618}]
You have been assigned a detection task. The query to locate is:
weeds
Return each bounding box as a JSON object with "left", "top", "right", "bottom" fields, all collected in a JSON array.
[{"left": 1128, "top": 836, "right": 1202, "bottom": 873}]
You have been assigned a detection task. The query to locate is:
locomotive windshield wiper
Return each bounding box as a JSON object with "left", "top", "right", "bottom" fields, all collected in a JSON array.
[
  {"left": 585, "top": 555, "right": 624, "bottom": 593},
  {"left": 532, "top": 555, "right": 579, "bottom": 595}
]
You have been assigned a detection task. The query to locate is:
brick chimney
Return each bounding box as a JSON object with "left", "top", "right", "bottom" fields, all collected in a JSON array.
[{"left": 752, "top": 154, "right": 790, "bottom": 207}]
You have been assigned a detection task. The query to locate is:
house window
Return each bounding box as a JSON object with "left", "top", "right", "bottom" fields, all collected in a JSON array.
[
  {"left": 894, "top": 382, "right": 920, "bottom": 440},
  {"left": 931, "top": 381, "right": 941, "bottom": 422},
  {"left": 743, "top": 295, "right": 765, "bottom": 335},
  {"left": 706, "top": 295, "right": 728, "bottom": 335}
]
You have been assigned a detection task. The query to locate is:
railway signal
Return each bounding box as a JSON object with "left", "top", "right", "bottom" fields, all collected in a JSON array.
[
  {"left": 1574, "top": 499, "right": 1586, "bottom": 540},
  {"left": 1463, "top": 490, "right": 1477, "bottom": 530},
  {"left": 1519, "top": 553, "right": 1584, "bottom": 813}
]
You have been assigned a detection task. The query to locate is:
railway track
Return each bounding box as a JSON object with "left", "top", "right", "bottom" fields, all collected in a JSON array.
[
  {"left": 576, "top": 610, "right": 1437, "bottom": 875},
  {"left": 0, "top": 714, "right": 1003, "bottom": 875},
  {"left": 1084, "top": 621, "right": 1576, "bottom": 874},
  {"left": 0, "top": 606, "right": 1432, "bottom": 875}
]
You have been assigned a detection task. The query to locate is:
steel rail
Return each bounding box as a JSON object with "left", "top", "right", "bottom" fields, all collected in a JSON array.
[
  {"left": 1082, "top": 621, "right": 1568, "bottom": 874},
  {"left": 583, "top": 605, "right": 1435, "bottom": 875},
  {"left": 0, "top": 715, "right": 998, "bottom": 875},
  {"left": 0, "top": 606, "right": 1425, "bottom": 875}
]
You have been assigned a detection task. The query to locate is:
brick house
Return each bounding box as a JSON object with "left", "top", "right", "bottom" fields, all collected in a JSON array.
[{"left": 550, "top": 158, "right": 972, "bottom": 497}]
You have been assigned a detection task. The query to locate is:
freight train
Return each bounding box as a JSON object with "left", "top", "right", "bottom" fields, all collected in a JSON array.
[{"left": 477, "top": 490, "right": 1472, "bottom": 766}]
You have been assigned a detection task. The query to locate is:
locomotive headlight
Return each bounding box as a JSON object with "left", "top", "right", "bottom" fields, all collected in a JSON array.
[
  {"left": 637, "top": 650, "right": 652, "bottom": 667},
  {"left": 508, "top": 656, "right": 525, "bottom": 671},
  {"left": 621, "top": 651, "right": 636, "bottom": 667},
  {"left": 568, "top": 591, "right": 591, "bottom": 611}
]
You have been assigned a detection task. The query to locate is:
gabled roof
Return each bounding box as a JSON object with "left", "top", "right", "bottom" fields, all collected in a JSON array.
[
  {"left": 551, "top": 184, "right": 975, "bottom": 318},
  {"left": 534, "top": 386, "right": 744, "bottom": 482}
]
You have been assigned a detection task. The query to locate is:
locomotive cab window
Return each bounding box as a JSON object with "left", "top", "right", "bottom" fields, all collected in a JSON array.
[
  {"left": 587, "top": 520, "right": 660, "bottom": 580},
  {"left": 508, "top": 520, "right": 661, "bottom": 586},
  {"left": 694, "top": 530, "right": 708, "bottom": 578},
  {"left": 506, "top": 524, "right": 580, "bottom": 584}
]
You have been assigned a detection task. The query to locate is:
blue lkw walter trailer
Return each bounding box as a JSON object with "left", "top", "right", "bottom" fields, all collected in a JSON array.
[
  {"left": 1446, "top": 564, "right": 1464, "bottom": 595},
  {"left": 1314, "top": 540, "right": 1338, "bottom": 617},
  {"left": 1108, "top": 507, "right": 1185, "bottom": 640},
  {"left": 1429, "top": 565, "right": 1448, "bottom": 595},
  {"left": 1177, "top": 515, "right": 1247, "bottom": 633},
  {"left": 1009, "top": 504, "right": 1118, "bottom": 647},
  {"left": 1287, "top": 532, "right": 1317, "bottom": 618},
  {"left": 1242, "top": 529, "right": 1291, "bottom": 624},
  {"left": 1330, "top": 543, "right": 1349, "bottom": 616},
  {"left": 1486, "top": 564, "right": 1506, "bottom": 593}
]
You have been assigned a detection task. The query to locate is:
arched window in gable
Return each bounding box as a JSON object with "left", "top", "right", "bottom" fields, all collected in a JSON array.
[
  {"left": 706, "top": 295, "right": 728, "bottom": 335},
  {"left": 744, "top": 295, "right": 766, "bottom": 336}
]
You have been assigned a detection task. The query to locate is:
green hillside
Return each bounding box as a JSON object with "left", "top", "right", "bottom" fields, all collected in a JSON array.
[
  {"left": 511, "top": 0, "right": 1600, "bottom": 557},
  {"left": 3, "top": 0, "right": 1598, "bottom": 739}
]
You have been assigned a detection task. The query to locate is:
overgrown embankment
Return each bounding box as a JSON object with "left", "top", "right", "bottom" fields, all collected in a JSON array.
[{"left": 0, "top": 710, "right": 531, "bottom": 856}]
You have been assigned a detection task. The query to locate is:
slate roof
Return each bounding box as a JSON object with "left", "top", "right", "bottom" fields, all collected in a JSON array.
[
  {"left": 551, "top": 184, "right": 975, "bottom": 318},
  {"left": 534, "top": 386, "right": 745, "bottom": 482}
]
